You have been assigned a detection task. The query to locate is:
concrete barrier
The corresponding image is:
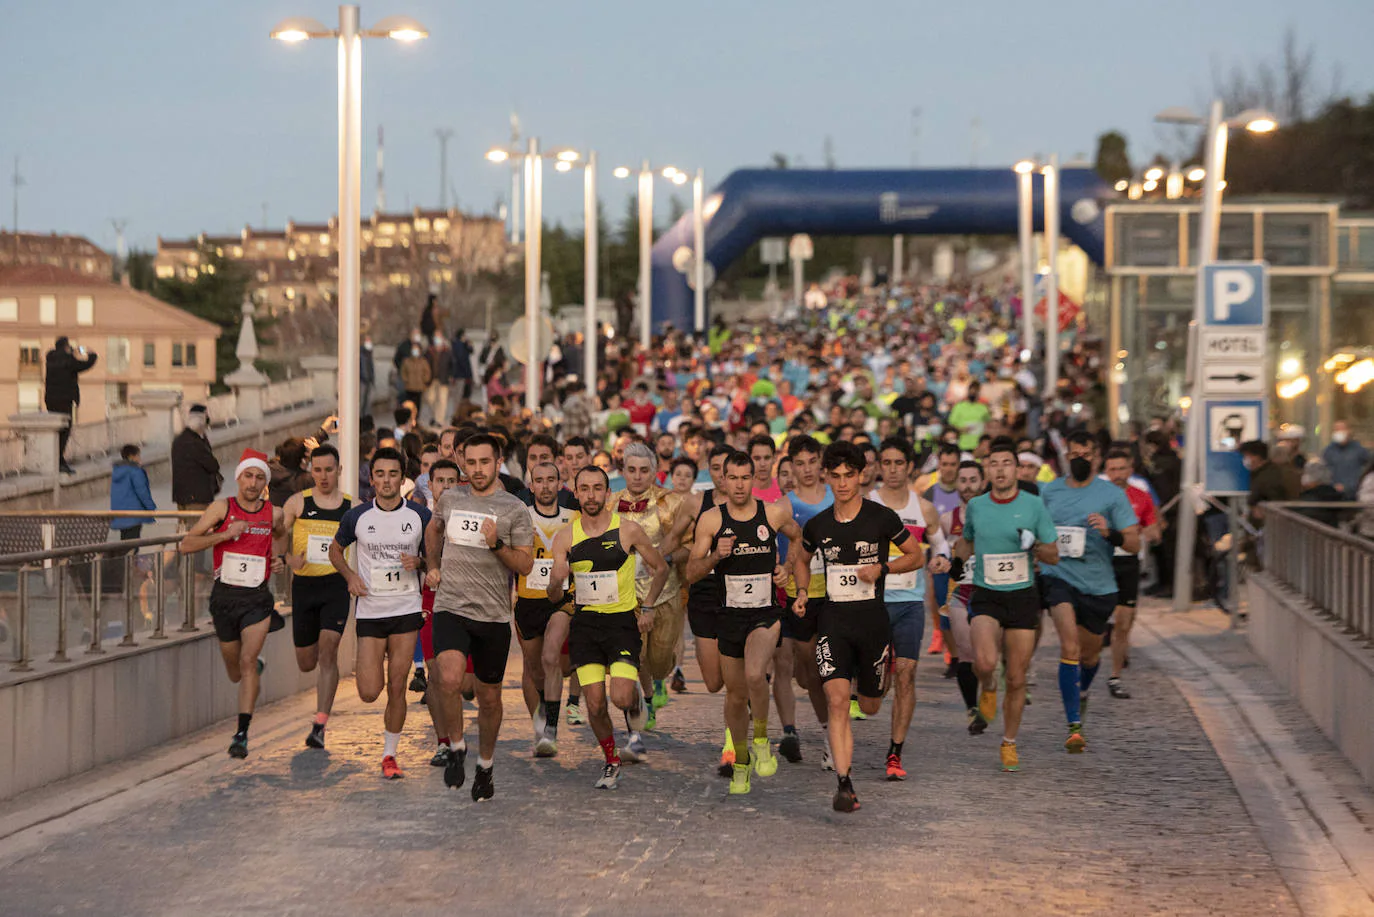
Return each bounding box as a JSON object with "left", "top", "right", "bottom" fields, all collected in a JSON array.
[
  {"left": 0, "top": 608, "right": 356, "bottom": 802},
  {"left": 1247, "top": 571, "right": 1374, "bottom": 786}
]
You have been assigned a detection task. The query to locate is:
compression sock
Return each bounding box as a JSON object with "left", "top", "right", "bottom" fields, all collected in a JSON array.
[
  {"left": 753, "top": 718, "right": 768, "bottom": 742},
  {"left": 1058, "top": 659, "right": 1082, "bottom": 725},
  {"left": 1080, "top": 662, "right": 1101, "bottom": 694},
  {"left": 544, "top": 697, "right": 561, "bottom": 735},
  {"left": 313, "top": 712, "right": 329, "bottom": 726},
  {"left": 888, "top": 740, "right": 903, "bottom": 758},
  {"left": 723, "top": 727, "right": 734, "bottom": 752},
  {"left": 598, "top": 735, "right": 619, "bottom": 765},
  {"left": 955, "top": 661, "right": 979, "bottom": 709},
  {"left": 236, "top": 713, "right": 252, "bottom": 738}
]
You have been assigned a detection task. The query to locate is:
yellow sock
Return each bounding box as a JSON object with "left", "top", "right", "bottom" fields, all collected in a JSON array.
[
  {"left": 723, "top": 728, "right": 733, "bottom": 752},
  {"left": 753, "top": 718, "right": 768, "bottom": 742}
]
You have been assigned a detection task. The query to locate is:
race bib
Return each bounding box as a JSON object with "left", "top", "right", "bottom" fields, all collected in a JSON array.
[
  {"left": 305, "top": 534, "right": 333, "bottom": 565},
  {"left": 983, "top": 552, "right": 1029, "bottom": 587},
  {"left": 725, "top": 573, "right": 771, "bottom": 608},
  {"left": 447, "top": 510, "right": 496, "bottom": 547},
  {"left": 691, "top": 481, "right": 713, "bottom": 493},
  {"left": 1056, "top": 526, "right": 1086, "bottom": 559},
  {"left": 886, "top": 568, "right": 918, "bottom": 591},
  {"left": 370, "top": 563, "right": 417, "bottom": 595},
  {"left": 221, "top": 552, "right": 266, "bottom": 587},
  {"left": 809, "top": 554, "right": 825, "bottom": 576},
  {"left": 526, "top": 559, "right": 554, "bottom": 591},
  {"left": 574, "top": 570, "right": 619, "bottom": 604},
  {"left": 827, "top": 564, "right": 876, "bottom": 602}
]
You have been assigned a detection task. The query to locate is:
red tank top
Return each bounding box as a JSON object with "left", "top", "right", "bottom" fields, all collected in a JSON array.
[{"left": 213, "top": 497, "right": 275, "bottom": 586}]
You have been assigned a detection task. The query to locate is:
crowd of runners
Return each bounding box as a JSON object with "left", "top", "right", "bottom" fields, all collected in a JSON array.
[{"left": 178, "top": 276, "right": 1174, "bottom": 813}]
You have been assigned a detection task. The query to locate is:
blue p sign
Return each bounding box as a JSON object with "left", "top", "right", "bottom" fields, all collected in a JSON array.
[{"left": 1203, "top": 263, "right": 1267, "bottom": 327}]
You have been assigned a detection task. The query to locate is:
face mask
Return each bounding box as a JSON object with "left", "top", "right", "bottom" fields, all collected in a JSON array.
[
  {"left": 1069, "top": 457, "right": 1092, "bottom": 482},
  {"left": 363, "top": 341, "right": 373, "bottom": 351},
  {"left": 1333, "top": 431, "right": 1349, "bottom": 445}
]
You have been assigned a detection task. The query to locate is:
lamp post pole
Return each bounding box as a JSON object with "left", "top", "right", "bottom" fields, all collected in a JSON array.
[
  {"left": 1017, "top": 166, "right": 1035, "bottom": 357},
  {"left": 638, "top": 160, "right": 653, "bottom": 349},
  {"left": 336, "top": 5, "right": 362, "bottom": 497},
  {"left": 1043, "top": 154, "right": 1060, "bottom": 399},
  {"left": 523, "top": 137, "right": 542, "bottom": 412},
  {"left": 693, "top": 168, "right": 706, "bottom": 335},
  {"left": 584, "top": 151, "right": 599, "bottom": 397}
]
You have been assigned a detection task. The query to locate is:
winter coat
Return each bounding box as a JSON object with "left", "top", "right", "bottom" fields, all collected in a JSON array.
[
  {"left": 400, "top": 354, "right": 432, "bottom": 393},
  {"left": 451, "top": 335, "right": 474, "bottom": 380},
  {"left": 1321, "top": 439, "right": 1371, "bottom": 495},
  {"left": 109, "top": 460, "right": 156, "bottom": 529},
  {"left": 171, "top": 428, "right": 221, "bottom": 506},
  {"left": 268, "top": 460, "right": 311, "bottom": 508},
  {"left": 44, "top": 348, "right": 97, "bottom": 409}
]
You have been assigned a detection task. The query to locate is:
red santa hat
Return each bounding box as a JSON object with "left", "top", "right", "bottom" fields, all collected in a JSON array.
[{"left": 235, "top": 448, "right": 270, "bottom": 480}]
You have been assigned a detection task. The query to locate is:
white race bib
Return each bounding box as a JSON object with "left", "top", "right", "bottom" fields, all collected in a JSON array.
[
  {"left": 370, "top": 563, "right": 417, "bottom": 595},
  {"left": 725, "top": 573, "right": 771, "bottom": 608},
  {"left": 221, "top": 552, "right": 266, "bottom": 587},
  {"left": 447, "top": 510, "right": 496, "bottom": 547},
  {"left": 691, "top": 481, "right": 713, "bottom": 493},
  {"left": 827, "top": 564, "right": 876, "bottom": 602},
  {"left": 305, "top": 534, "right": 333, "bottom": 565},
  {"left": 886, "top": 568, "right": 918, "bottom": 591},
  {"left": 574, "top": 570, "right": 619, "bottom": 604},
  {"left": 983, "top": 552, "right": 1029, "bottom": 587},
  {"left": 809, "top": 554, "right": 825, "bottom": 576},
  {"left": 526, "top": 558, "right": 554, "bottom": 591},
  {"left": 1056, "top": 526, "right": 1086, "bottom": 559}
]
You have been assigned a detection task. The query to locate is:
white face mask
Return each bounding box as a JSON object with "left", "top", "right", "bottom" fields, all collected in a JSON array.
[{"left": 1333, "top": 431, "right": 1349, "bottom": 445}]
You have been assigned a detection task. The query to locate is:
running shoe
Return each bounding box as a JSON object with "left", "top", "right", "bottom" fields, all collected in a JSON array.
[
  {"left": 728, "top": 761, "right": 752, "bottom": 795},
  {"left": 256, "top": 657, "right": 265, "bottom": 676},
  {"left": 471, "top": 765, "right": 494, "bottom": 802},
  {"left": 382, "top": 755, "right": 404, "bottom": 779},
  {"left": 430, "top": 746, "right": 451, "bottom": 767},
  {"left": 885, "top": 753, "right": 907, "bottom": 781},
  {"left": 621, "top": 734, "right": 647, "bottom": 763},
  {"left": 751, "top": 738, "right": 778, "bottom": 777},
  {"left": 1000, "top": 740, "right": 1020, "bottom": 772},
  {"left": 534, "top": 734, "right": 558, "bottom": 758},
  {"left": 532, "top": 705, "right": 546, "bottom": 742},
  {"left": 832, "top": 783, "right": 860, "bottom": 813},
  {"left": 778, "top": 732, "right": 802, "bottom": 763},
  {"left": 409, "top": 668, "right": 427, "bottom": 693},
  {"left": 670, "top": 667, "right": 687, "bottom": 693},
  {"left": 444, "top": 745, "right": 467, "bottom": 789},
  {"left": 627, "top": 686, "right": 649, "bottom": 734},
  {"left": 821, "top": 747, "right": 835, "bottom": 771},
  {"left": 595, "top": 761, "right": 621, "bottom": 790},
  {"left": 1108, "top": 677, "right": 1131, "bottom": 699},
  {"left": 942, "top": 660, "right": 958, "bottom": 679},
  {"left": 228, "top": 733, "right": 248, "bottom": 759},
  {"left": 566, "top": 702, "right": 586, "bottom": 726},
  {"left": 978, "top": 688, "right": 998, "bottom": 724},
  {"left": 849, "top": 699, "right": 867, "bottom": 721},
  {"left": 305, "top": 723, "right": 325, "bottom": 749},
  {"left": 652, "top": 680, "right": 669, "bottom": 710},
  {"left": 718, "top": 745, "right": 735, "bottom": 778},
  {"left": 1065, "top": 725, "right": 1086, "bottom": 754},
  {"left": 644, "top": 709, "right": 657, "bottom": 732},
  {"left": 927, "top": 630, "right": 944, "bottom": 655},
  {"left": 419, "top": 691, "right": 428, "bottom": 707},
  {"left": 967, "top": 709, "right": 990, "bottom": 736}
]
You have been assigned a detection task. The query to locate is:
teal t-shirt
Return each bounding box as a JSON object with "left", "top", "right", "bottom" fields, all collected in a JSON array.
[
  {"left": 962, "top": 490, "right": 1056, "bottom": 592},
  {"left": 1038, "top": 478, "right": 1139, "bottom": 596}
]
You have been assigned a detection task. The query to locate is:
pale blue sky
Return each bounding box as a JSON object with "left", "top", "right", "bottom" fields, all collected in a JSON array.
[{"left": 2, "top": 0, "right": 1370, "bottom": 251}]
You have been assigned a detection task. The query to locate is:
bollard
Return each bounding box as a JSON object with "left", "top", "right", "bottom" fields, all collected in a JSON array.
[
  {"left": 86, "top": 556, "right": 105, "bottom": 655},
  {"left": 12, "top": 566, "right": 32, "bottom": 672},
  {"left": 151, "top": 550, "right": 167, "bottom": 640},
  {"left": 52, "top": 562, "right": 69, "bottom": 663},
  {"left": 121, "top": 552, "right": 138, "bottom": 647}
]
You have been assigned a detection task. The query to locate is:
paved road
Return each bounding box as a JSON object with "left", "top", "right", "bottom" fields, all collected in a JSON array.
[{"left": 0, "top": 614, "right": 1323, "bottom": 916}]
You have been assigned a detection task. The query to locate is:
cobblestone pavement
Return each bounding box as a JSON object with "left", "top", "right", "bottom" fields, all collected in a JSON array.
[{"left": 0, "top": 618, "right": 1317, "bottom": 917}]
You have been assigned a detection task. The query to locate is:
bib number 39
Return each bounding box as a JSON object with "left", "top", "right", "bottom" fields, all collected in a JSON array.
[{"left": 827, "top": 564, "right": 875, "bottom": 602}]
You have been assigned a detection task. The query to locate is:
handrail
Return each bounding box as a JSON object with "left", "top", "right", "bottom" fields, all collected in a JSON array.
[
  {"left": 1261, "top": 503, "right": 1374, "bottom": 648},
  {"left": 0, "top": 533, "right": 186, "bottom": 567},
  {"left": 0, "top": 510, "right": 202, "bottom": 519}
]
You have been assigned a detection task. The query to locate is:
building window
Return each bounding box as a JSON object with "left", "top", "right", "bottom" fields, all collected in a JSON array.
[
  {"left": 318, "top": 233, "right": 329, "bottom": 245},
  {"left": 232, "top": 246, "right": 243, "bottom": 258},
  {"left": 172, "top": 342, "right": 197, "bottom": 367},
  {"left": 434, "top": 218, "right": 449, "bottom": 232},
  {"left": 156, "top": 264, "right": 175, "bottom": 279},
  {"left": 76, "top": 296, "right": 94, "bottom": 326},
  {"left": 17, "top": 381, "right": 40, "bottom": 411},
  {"left": 144, "top": 341, "right": 156, "bottom": 367},
  {"left": 39, "top": 295, "right": 56, "bottom": 325},
  {"left": 106, "top": 382, "right": 129, "bottom": 410},
  {"left": 0, "top": 297, "right": 16, "bottom": 321},
  {"left": 19, "top": 340, "right": 41, "bottom": 367},
  {"left": 106, "top": 337, "right": 131, "bottom": 374}
]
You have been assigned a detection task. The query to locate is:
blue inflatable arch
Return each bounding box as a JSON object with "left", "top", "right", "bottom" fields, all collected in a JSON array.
[{"left": 650, "top": 167, "right": 1113, "bottom": 333}]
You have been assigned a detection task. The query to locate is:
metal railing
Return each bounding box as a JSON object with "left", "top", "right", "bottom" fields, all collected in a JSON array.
[{"left": 1262, "top": 503, "right": 1374, "bottom": 646}]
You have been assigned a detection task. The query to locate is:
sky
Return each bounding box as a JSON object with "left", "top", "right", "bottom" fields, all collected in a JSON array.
[{"left": 2, "top": 0, "right": 1372, "bottom": 253}]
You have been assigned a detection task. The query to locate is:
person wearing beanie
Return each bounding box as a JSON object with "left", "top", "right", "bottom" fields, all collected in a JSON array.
[{"left": 178, "top": 447, "right": 287, "bottom": 760}]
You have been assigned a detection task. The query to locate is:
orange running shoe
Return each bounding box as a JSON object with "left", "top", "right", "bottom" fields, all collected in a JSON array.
[
  {"left": 382, "top": 755, "right": 405, "bottom": 779},
  {"left": 885, "top": 753, "right": 907, "bottom": 781},
  {"left": 927, "top": 629, "right": 945, "bottom": 655}
]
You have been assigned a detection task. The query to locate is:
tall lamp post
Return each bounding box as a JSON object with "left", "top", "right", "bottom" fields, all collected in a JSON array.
[
  {"left": 614, "top": 162, "right": 690, "bottom": 347},
  {"left": 1013, "top": 159, "right": 1036, "bottom": 362},
  {"left": 1043, "top": 154, "right": 1060, "bottom": 398},
  {"left": 270, "top": 5, "right": 427, "bottom": 502},
  {"left": 1155, "top": 102, "right": 1278, "bottom": 612}
]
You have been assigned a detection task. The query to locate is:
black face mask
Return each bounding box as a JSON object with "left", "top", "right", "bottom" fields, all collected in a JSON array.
[{"left": 1069, "top": 457, "right": 1093, "bottom": 482}]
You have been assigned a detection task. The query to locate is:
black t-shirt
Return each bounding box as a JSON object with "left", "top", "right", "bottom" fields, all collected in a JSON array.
[
  {"left": 716, "top": 500, "right": 778, "bottom": 610},
  {"left": 519, "top": 486, "right": 580, "bottom": 511},
  {"left": 801, "top": 499, "right": 909, "bottom": 617}
]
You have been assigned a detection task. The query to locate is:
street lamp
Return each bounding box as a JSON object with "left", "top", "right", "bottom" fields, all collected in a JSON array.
[
  {"left": 614, "top": 161, "right": 702, "bottom": 344},
  {"left": 1155, "top": 100, "right": 1279, "bottom": 613},
  {"left": 1013, "top": 159, "right": 1037, "bottom": 364},
  {"left": 270, "top": 4, "right": 427, "bottom": 504}
]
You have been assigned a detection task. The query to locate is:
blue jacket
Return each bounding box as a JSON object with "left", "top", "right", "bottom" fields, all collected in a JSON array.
[
  {"left": 1322, "top": 439, "right": 1371, "bottom": 495},
  {"left": 110, "top": 460, "right": 156, "bottom": 529}
]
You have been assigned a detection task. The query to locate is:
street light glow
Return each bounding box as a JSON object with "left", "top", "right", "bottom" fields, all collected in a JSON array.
[
  {"left": 269, "top": 16, "right": 332, "bottom": 40},
  {"left": 1114, "top": 179, "right": 1128, "bottom": 191},
  {"left": 1142, "top": 179, "right": 1158, "bottom": 192},
  {"left": 556, "top": 149, "right": 581, "bottom": 162},
  {"left": 1245, "top": 116, "right": 1278, "bottom": 133},
  {"left": 486, "top": 148, "right": 510, "bottom": 163},
  {"left": 1186, "top": 166, "right": 1206, "bottom": 181},
  {"left": 369, "top": 15, "right": 429, "bottom": 41},
  {"left": 274, "top": 28, "right": 310, "bottom": 41},
  {"left": 613, "top": 166, "right": 631, "bottom": 179},
  {"left": 554, "top": 160, "right": 573, "bottom": 172},
  {"left": 1144, "top": 166, "right": 1164, "bottom": 182},
  {"left": 1013, "top": 159, "right": 1036, "bottom": 174},
  {"left": 661, "top": 167, "right": 679, "bottom": 179}
]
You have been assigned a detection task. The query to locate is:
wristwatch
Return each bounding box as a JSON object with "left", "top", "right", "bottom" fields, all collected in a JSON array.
[{"left": 490, "top": 537, "right": 505, "bottom": 552}]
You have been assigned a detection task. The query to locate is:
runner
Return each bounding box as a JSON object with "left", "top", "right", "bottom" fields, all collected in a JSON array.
[
  {"left": 329, "top": 446, "right": 430, "bottom": 779},
  {"left": 514, "top": 458, "right": 576, "bottom": 758},
  {"left": 560, "top": 436, "right": 593, "bottom": 724},
  {"left": 280, "top": 443, "right": 352, "bottom": 749},
  {"left": 748, "top": 434, "right": 782, "bottom": 503},
  {"left": 610, "top": 442, "right": 686, "bottom": 759},
  {"left": 790, "top": 441, "right": 924, "bottom": 812},
  {"left": 940, "top": 460, "right": 989, "bottom": 732},
  {"left": 686, "top": 451, "right": 801, "bottom": 795},
  {"left": 922, "top": 442, "right": 963, "bottom": 661},
  {"left": 1038, "top": 431, "right": 1140, "bottom": 752},
  {"left": 417, "top": 458, "right": 462, "bottom": 767},
  {"left": 1102, "top": 447, "right": 1158, "bottom": 700},
  {"left": 954, "top": 437, "right": 1059, "bottom": 772},
  {"left": 870, "top": 437, "right": 949, "bottom": 780},
  {"left": 424, "top": 432, "right": 534, "bottom": 800},
  {"left": 177, "top": 448, "right": 286, "bottom": 759},
  {"left": 547, "top": 465, "right": 669, "bottom": 789}
]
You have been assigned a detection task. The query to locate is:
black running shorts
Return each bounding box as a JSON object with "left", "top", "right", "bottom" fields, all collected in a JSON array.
[
  {"left": 716, "top": 605, "right": 780, "bottom": 658},
  {"left": 209, "top": 581, "right": 282, "bottom": 643},
  {"left": 815, "top": 605, "right": 890, "bottom": 699},
  {"left": 430, "top": 612, "right": 512, "bottom": 685},
  {"left": 969, "top": 585, "right": 1042, "bottom": 631},
  {"left": 291, "top": 573, "right": 351, "bottom": 647},
  {"left": 355, "top": 612, "right": 424, "bottom": 641},
  {"left": 1112, "top": 557, "right": 1141, "bottom": 608},
  {"left": 1041, "top": 576, "right": 1118, "bottom": 636}
]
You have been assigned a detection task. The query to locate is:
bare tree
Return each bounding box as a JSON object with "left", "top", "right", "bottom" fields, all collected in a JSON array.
[{"left": 1207, "top": 26, "right": 1336, "bottom": 125}]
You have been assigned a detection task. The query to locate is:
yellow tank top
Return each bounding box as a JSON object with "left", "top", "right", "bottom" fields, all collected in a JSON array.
[
  {"left": 291, "top": 489, "right": 352, "bottom": 577},
  {"left": 568, "top": 513, "right": 637, "bottom": 614},
  {"left": 517, "top": 504, "right": 578, "bottom": 600}
]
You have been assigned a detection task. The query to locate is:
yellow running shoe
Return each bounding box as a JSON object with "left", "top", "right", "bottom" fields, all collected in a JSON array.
[
  {"left": 999, "top": 740, "right": 1020, "bottom": 772},
  {"left": 849, "top": 699, "right": 867, "bottom": 721},
  {"left": 751, "top": 738, "right": 778, "bottom": 777},
  {"left": 978, "top": 688, "right": 998, "bottom": 723},
  {"left": 728, "top": 761, "right": 752, "bottom": 795},
  {"left": 1065, "top": 726, "right": 1086, "bottom": 754}
]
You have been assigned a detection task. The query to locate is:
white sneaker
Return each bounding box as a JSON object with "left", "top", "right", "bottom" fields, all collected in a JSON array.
[
  {"left": 595, "top": 761, "right": 621, "bottom": 789},
  {"left": 532, "top": 703, "right": 546, "bottom": 742},
  {"left": 620, "top": 733, "right": 647, "bottom": 763},
  {"left": 821, "top": 747, "right": 835, "bottom": 771}
]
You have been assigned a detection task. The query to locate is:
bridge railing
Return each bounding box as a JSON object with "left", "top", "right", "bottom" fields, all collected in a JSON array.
[{"left": 1261, "top": 503, "right": 1374, "bottom": 647}]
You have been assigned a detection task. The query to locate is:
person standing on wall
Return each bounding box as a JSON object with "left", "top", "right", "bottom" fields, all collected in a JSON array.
[{"left": 44, "top": 336, "right": 98, "bottom": 475}]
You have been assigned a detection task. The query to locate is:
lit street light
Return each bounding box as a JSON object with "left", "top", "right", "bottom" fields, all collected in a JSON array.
[
  {"left": 270, "top": 4, "right": 427, "bottom": 504},
  {"left": 1013, "top": 159, "right": 1037, "bottom": 365},
  {"left": 614, "top": 161, "right": 701, "bottom": 344}
]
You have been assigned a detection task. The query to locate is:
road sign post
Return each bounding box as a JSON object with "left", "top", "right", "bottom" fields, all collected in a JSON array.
[{"left": 1199, "top": 262, "right": 1269, "bottom": 496}]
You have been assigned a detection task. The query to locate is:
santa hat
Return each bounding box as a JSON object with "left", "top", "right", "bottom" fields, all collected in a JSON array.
[{"left": 235, "top": 448, "right": 270, "bottom": 480}]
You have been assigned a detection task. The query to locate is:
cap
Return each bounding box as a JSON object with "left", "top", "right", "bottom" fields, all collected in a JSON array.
[
  {"left": 235, "top": 448, "right": 270, "bottom": 480},
  {"left": 188, "top": 403, "right": 208, "bottom": 416}
]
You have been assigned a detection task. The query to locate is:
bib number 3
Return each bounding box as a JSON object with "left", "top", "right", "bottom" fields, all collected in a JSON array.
[{"left": 221, "top": 552, "right": 266, "bottom": 588}]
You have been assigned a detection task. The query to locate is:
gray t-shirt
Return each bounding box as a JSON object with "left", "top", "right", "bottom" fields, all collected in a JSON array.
[{"left": 433, "top": 487, "right": 533, "bottom": 622}]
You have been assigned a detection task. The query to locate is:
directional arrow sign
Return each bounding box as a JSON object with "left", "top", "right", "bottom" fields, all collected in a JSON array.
[{"left": 1201, "top": 363, "right": 1265, "bottom": 395}]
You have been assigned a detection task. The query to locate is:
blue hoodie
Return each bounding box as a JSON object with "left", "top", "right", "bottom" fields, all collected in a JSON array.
[{"left": 110, "top": 460, "right": 156, "bottom": 529}]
